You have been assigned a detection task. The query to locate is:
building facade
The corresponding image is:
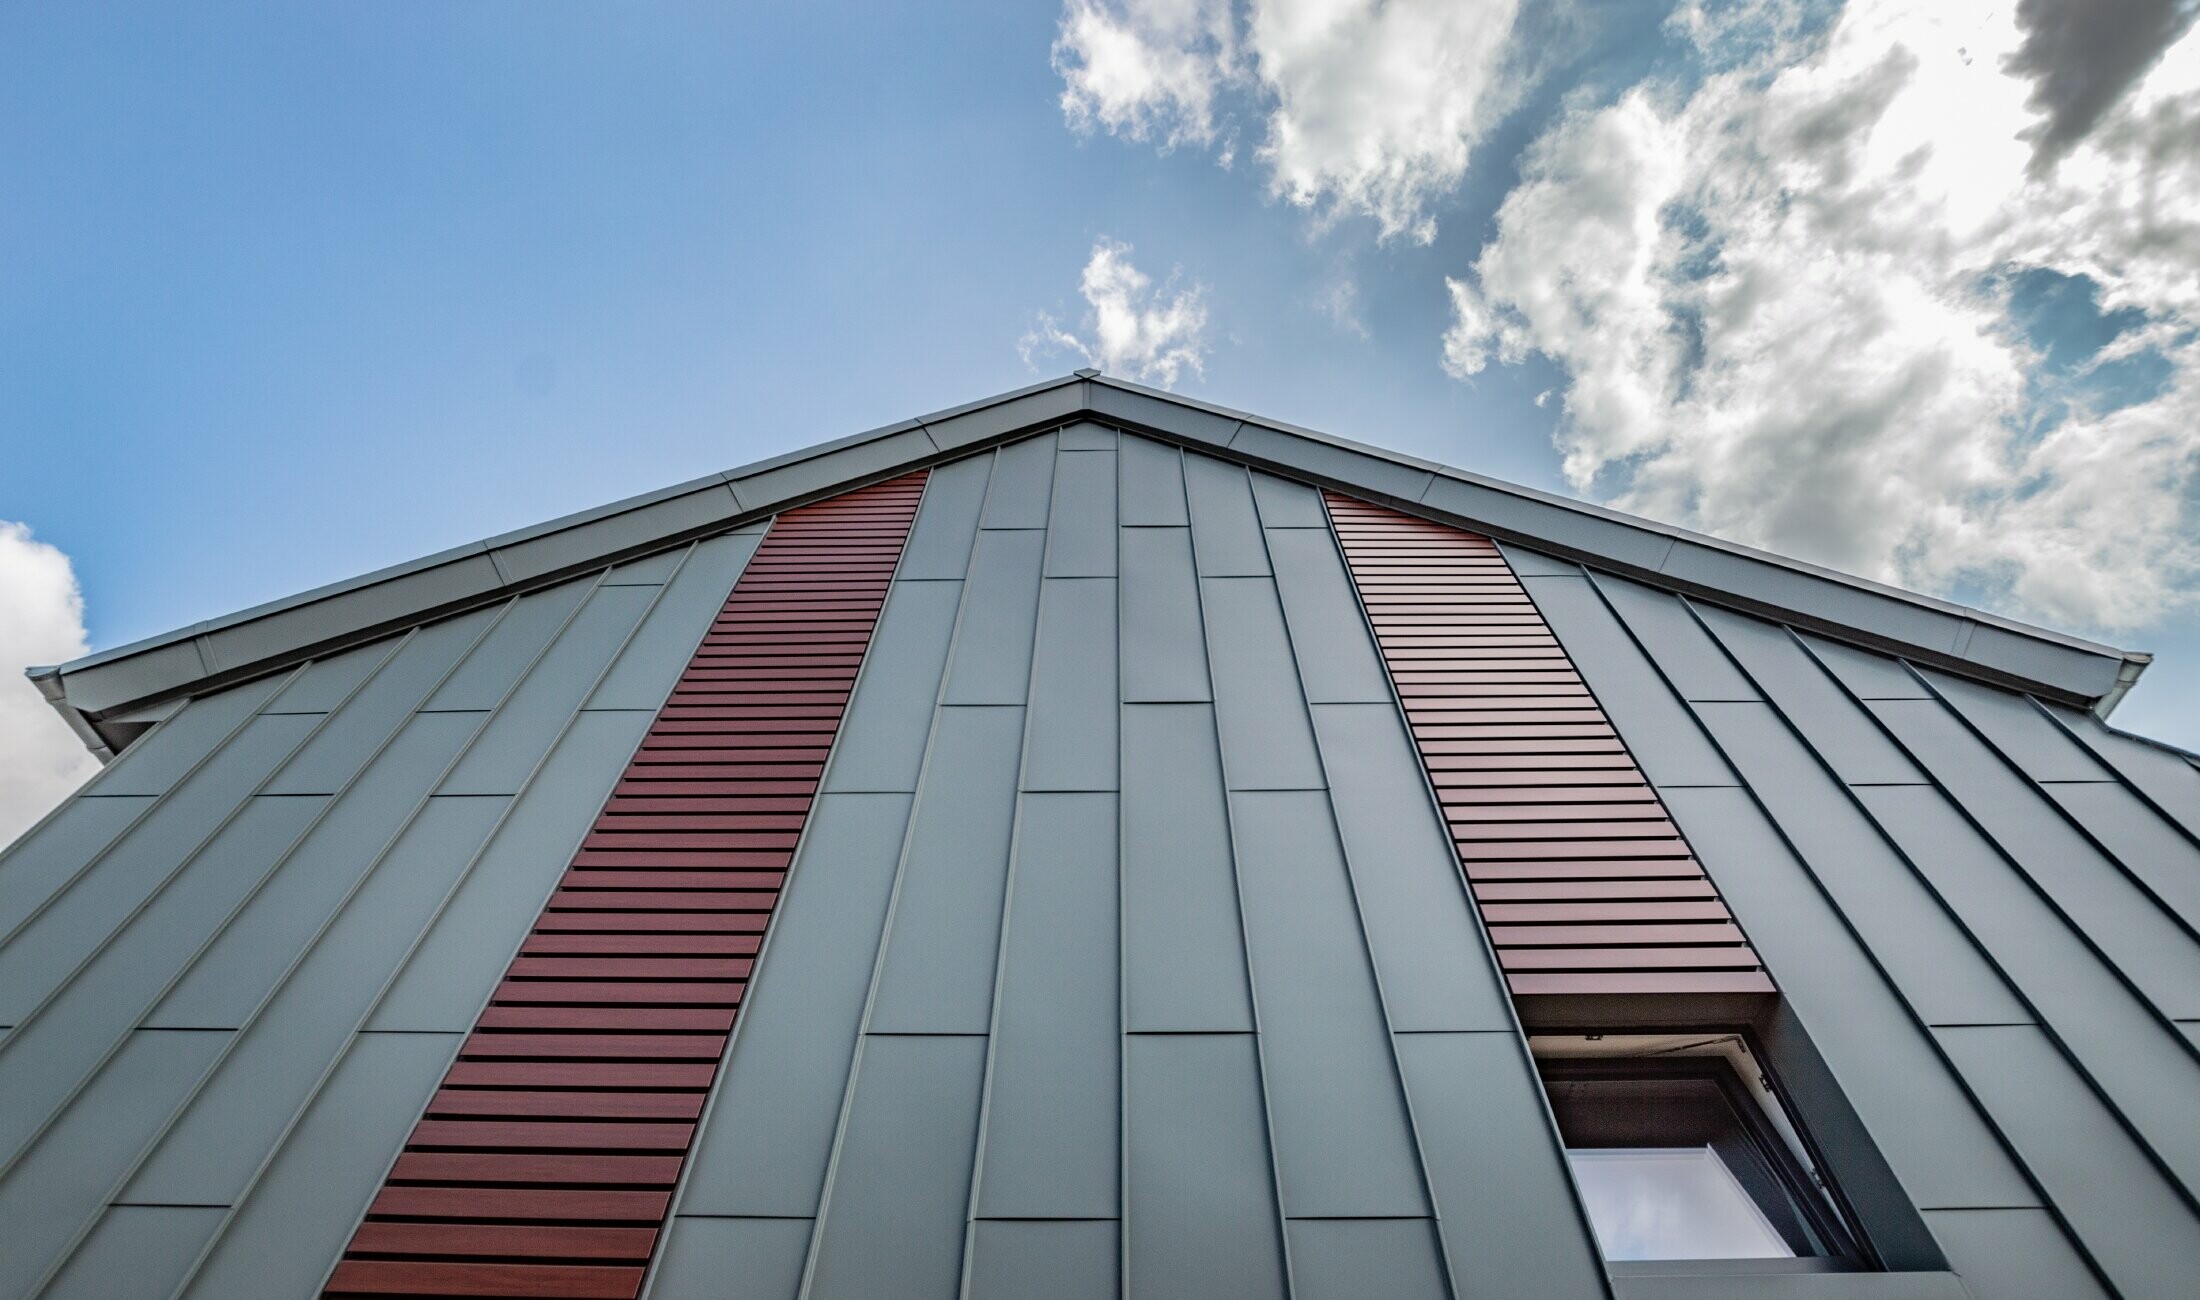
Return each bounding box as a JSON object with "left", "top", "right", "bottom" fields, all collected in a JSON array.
[{"left": 4, "top": 374, "right": 2197, "bottom": 1299}]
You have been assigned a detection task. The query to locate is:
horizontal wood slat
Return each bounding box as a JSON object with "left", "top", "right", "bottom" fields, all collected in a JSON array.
[
  {"left": 327, "top": 473, "right": 927, "bottom": 1298},
  {"left": 1324, "top": 492, "right": 1772, "bottom": 997}
]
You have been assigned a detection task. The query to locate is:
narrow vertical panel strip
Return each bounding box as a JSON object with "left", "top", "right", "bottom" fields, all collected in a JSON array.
[
  {"left": 1322, "top": 493, "right": 1771, "bottom": 997},
  {"left": 324, "top": 474, "right": 927, "bottom": 1300}
]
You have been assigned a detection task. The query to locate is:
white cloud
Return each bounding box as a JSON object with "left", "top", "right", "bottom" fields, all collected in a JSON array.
[
  {"left": 0, "top": 522, "right": 99, "bottom": 847},
  {"left": 1445, "top": 0, "right": 2200, "bottom": 631},
  {"left": 1053, "top": 0, "right": 1524, "bottom": 242},
  {"left": 1023, "top": 238, "right": 1213, "bottom": 388}
]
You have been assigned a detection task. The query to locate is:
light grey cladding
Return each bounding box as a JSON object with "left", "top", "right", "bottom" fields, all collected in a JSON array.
[
  {"left": 263, "top": 644, "right": 391, "bottom": 713},
  {"left": 43, "top": 1206, "right": 225, "bottom": 1300},
  {"left": 898, "top": 450, "right": 994, "bottom": 579},
  {"left": 680, "top": 794, "right": 915, "bottom": 1218},
  {"left": 588, "top": 533, "right": 759, "bottom": 710},
  {"left": 1119, "top": 527, "right": 1211, "bottom": 702},
  {"left": 1121, "top": 705, "right": 1254, "bottom": 1031},
  {"left": 1926, "top": 671, "right": 2114, "bottom": 782},
  {"left": 651, "top": 1217, "right": 813, "bottom": 1300},
  {"left": 865, "top": 706, "right": 1027, "bottom": 1034},
  {"left": 266, "top": 603, "right": 498, "bottom": 794},
  {"left": 1311, "top": 703, "right": 1514, "bottom": 1032},
  {"left": 1266, "top": 527, "right": 1390, "bottom": 704},
  {"left": 1119, "top": 434, "right": 1189, "bottom": 525},
  {"left": 1059, "top": 419, "right": 1118, "bottom": 450},
  {"left": 1689, "top": 604, "right": 1925, "bottom": 784},
  {"left": 1229, "top": 791, "right": 1427, "bottom": 1218},
  {"left": 1202, "top": 577, "right": 1325, "bottom": 790},
  {"left": 941, "top": 529, "right": 1045, "bottom": 705},
  {"left": 980, "top": 430, "right": 1057, "bottom": 528},
  {"left": 1248, "top": 470, "right": 1326, "bottom": 527},
  {"left": 823, "top": 579, "right": 964, "bottom": 793},
  {"left": 974, "top": 792, "right": 1118, "bottom": 1219},
  {"left": 1595, "top": 577, "right": 1758, "bottom": 701},
  {"left": 1022, "top": 579, "right": 1117, "bottom": 791},
  {"left": 178, "top": 1030, "right": 455, "bottom": 1300},
  {"left": 1801, "top": 631, "right": 1934, "bottom": 699},
  {"left": 2051, "top": 705, "right": 2200, "bottom": 840},
  {"left": 1123, "top": 1033, "right": 1289, "bottom": 1300},
  {"left": 90, "top": 673, "right": 287, "bottom": 795},
  {"left": 2041, "top": 781, "right": 2200, "bottom": 934},
  {"left": 421, "top": 582, "right": 589, "bottom": 711},
  {"left": 1285, "top": 1218, "right": 1450, "bottom": 1300},
  {"left": 0, "top": 796, "right": 156, "bottom": 942},
  {"left": 1047, "top": 449, "right": 1117, "bottom": 577},
  {"left": 966, "top": 1220, "right": 1118, "bottom": 1300},
  {"left": 1397, "top": 1032, "right": 1608, "bottom": 1299},
  {"left": 804, "top": 1034, "right": 988, "bottom": 1300},
  {"left": 1184, "top": 452, "right": 1271, "bottom": 576},
  {"left": 1925, "top": 1209, "right": 2110, "bottom": 1300}
]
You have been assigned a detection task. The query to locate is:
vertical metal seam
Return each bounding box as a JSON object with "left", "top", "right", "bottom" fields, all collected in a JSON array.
[
  {"left": 2029, "top": 699, "right": 2200, "bottom": 856},
  {"left": 1113, "top": 432, "right": 1134, "bottom": 1300}
]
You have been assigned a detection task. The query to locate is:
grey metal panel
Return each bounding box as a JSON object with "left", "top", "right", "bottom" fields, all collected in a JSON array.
[
  {"left": 1123, "top": 1033, "right": 1289, "bottom": 1300},
  {"left": 1871, "top": 699, "right": 2200, "bottom": 1019},
  {"left": 1266, "top": 528, "right": 1394, "bottom": 706},
  {"left": 1236, "top": 421, "right": 1435, "bottom": 506},
  {"left": 1022, "top": 579, "right": 1118, "bottom": 792},
  {"left": 0, "top": 796, "right": 325, "bottom": 1166},
  {"left": 422, "top": 585, "right": 589, "bottom": 712},
  {"left": 1801, "top": 633, "right": 1933, "bottom": 699},
  {"left": 974, "top": 793, "right": 1118, "bottom": 1219},
  {"left": 822, "top": 581, "right": 963, "bottom": 794},
  {"left": 1184, "top": 453, "right": 1271, "bottom": 576},
  {"left": 263, "top": 606, "right": 499, "bottom": 795},
  {"left": 1058, "top": 418, "right": 1118, "bottom": 450},
  {"left": 0, "top": 795, "right": 155, "bottom": 942},
  {"left": 897, "top": 451, "right": 994, "bottom": 580},
  {"left": 1119, "top": 528, "right": 1211, "bottom": 703},
  {"left": 1524, "top": 575, "right": 1739, "bottom": 786},
  {"left": 1858, "top": 785, "right": 2200, "bottom": 1201},
  {"left": 1121, "top": 705, "right": 1253, "bottom": 1032},
  {"left": 1420, "top": 473, "right": 1671, "bottom": 570},
  {"left": 1230, "top": 791, "right": 1427, "bottom": 1218},
  {"left": 1656, "top": 541, "right": 1967, "bottom": 656},
  {"left": 147, "top": 710, "right": 486, "bottom": 1029},
  {"left": 0, "top": 713, "right": 319, "bottom": 1023},
  {"left": 93, "top": 674, "right": 286, "bottom": 795},
  {"left": 806, "top": 1034, "right": 987, "bottom": 1300},
  {"left": 1119, "top": 435, "right": 1189, "bottom": 525},
  {"left": 488, "top": 483, "right": 740, "bottom": 586},
  {"left": 1611, "top": 1270, "right": 1970, "bottom": 1300},
  {"left": 966, "top": 1220, "right": 1117, "bottom": 1300},
  {"left": 979, "top": 431, "right": 1057, "bottom": 529},
  {"left": 681, "top": 794, "right": 914, "bottom": 1217},
  {"left": 1397, "top": 1032, "right": 1609, "bottom": 1299},
  {"left": 55, "top": 635, "right": 211, "bottom": 716},
  {"left": 0, "top": 1028, "right": 229, "bottom": 1300},
  {"left": 603, "top": 545, "right": 686, "bottom": 584},
  {"left": 728, "top": 425, "right": 935, "bottom": 513},
  {"left": 1202, "top": 578, "right": 1325, "bottom": 791},
  {"left": 439, "top": 583, "right": 657, "bottom": 795},
  {"left": 194, "top": 552, "right": 507, "bottom": 681},
  {"left": 371, "top": 711, "right": 651, "bottom": 1030},
  {"left": 1596, "top": 578, "right": 1759, "bottom": 701},
  {"left": 941, "top": 530, "right": 1045, "bottom": 706},
  {"left": 1922, "top": 1209, "right": 2109, "bottom": 1300},
  {"left": 1285, "top": 1218, "right": 1450, "bottom": 1300},
  {"left": 1090, "top": 382, "right": 1242, "bottom": 449},
  {"left": 1310, "top": 704, "right": 1514, "bottom": 1032},
  {"left": 179, "top": 1030, "right": 455, "bottom": 1300},
  {"left": 2042, "top": 781, "right": 2200, "bottom": 935},
  {"left": 1248, "top": 470, "right": 1325, "bottom": 527},
  {"left": 924, "top": 378, "right": 1088, "bottom": 452},
  {"left": 125, "top": 795, "right": 508, "bottom": 1204},
  {"left": 651, "top": 1217, "right": 813, "bottom": 1300},
  {"left": 1689, "top": 701, "right": 2028, "bottom": 1027},
  {"left": 43, "top": 1205, "right": 225, "bottom": 1300},
  {"left": 1495, "top": 541, "right": 1582, "bottom": 577},
  {"left": 1692, "top": 606, "right": 1925, "bottom": 784},
  {"left": 1957, "top": 620, "right": 2123, "bottom": 699},
  {"left": 264, "top": 643, "right": 392, "bottom": 713},
  {"left": 2052, "top": 706, "right": 2200, "bottom": 841},
  {"left": 589, "top": 532, "right": 759, "bottom": 710},
  {"left": 867, "top": 707, "right": 1026, "bottom": 1034},
  {"left": 1660, "top": 786, "right": 2040, "bottom": 1210},
  {"left": 1047, "top": 450, "right": 1118, "bottom": 577},
  {"left": 1937, "top": 1024, "right": 2200, "bottom": 1297},
  {"left": 1923, "top": 671, "right": 2114, "bottom": 783}
]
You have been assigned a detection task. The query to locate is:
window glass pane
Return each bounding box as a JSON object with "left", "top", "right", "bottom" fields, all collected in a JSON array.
[{"left": 1566, "top": 1146, "right": 1795, "bottom": 1261}]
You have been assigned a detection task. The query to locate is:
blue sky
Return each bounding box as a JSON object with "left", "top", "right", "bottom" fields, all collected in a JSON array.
[{"left": 2, "top": 0, "right": 2195, "bottom": 828}]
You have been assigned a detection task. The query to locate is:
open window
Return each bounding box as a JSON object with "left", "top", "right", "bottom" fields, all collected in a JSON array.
[{"left": 1534, "top": 1032, "right": 1870, "bottom": 1270}]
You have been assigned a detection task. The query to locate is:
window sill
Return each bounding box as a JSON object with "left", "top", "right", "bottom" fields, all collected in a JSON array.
[{"left": 1610, "top": 1263, "right": 1968, "bottom": 1299}]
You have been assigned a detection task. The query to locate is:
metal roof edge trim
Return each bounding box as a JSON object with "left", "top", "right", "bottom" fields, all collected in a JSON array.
[{"left": 36, "top": 368, "right": 2143, "bottom": 753}]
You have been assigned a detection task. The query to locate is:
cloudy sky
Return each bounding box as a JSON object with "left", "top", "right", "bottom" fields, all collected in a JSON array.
[{"left": 4, "top": 0, "right": 2198, "bottom": 842}]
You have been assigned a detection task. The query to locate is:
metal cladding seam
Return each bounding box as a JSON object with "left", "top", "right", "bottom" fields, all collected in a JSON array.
[
  {"left": 321, "top": 472, "right": 928, "bottom": 1300},
  {"left": 1322, "top": 492, "right": 1773, "bottom": 997}
]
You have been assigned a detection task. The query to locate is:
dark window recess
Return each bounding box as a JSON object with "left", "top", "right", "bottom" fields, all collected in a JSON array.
[{"left": 1535, "top": 1034, "right": 1869, "bottom": 1267}]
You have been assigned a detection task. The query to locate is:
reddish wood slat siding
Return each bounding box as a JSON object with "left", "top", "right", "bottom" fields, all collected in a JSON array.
[
  {"left": 1323, "top": 493, "right": 1773, "bottom": 997},
  {"left": 326, "top": 473, "right": 927, "bottom": 1299}
]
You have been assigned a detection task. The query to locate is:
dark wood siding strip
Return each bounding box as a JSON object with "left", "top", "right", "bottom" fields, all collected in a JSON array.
[
  {"left": 326, "top": 474, "right": 927, "bottom": 1299},
  {"left": 1323, "top": 492, "right": 1773, "bottom": 996}
]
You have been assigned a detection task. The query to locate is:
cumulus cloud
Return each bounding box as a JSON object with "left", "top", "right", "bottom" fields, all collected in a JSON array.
[
  {"left": 2005, "top": 0, "right": 2199, "bottom": 171},
  {"left": 1022, "top": 238, "right": 1212, "bottom": 387},
  {"left": 1444, "top": 0, "right": 2200, "bottom": 631},
  {"left": 0, "top": 522, "right": 99, "bottom": 847},
  {"left": 1053, "top": 0, "right": 1524, "bottom": 241}
]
